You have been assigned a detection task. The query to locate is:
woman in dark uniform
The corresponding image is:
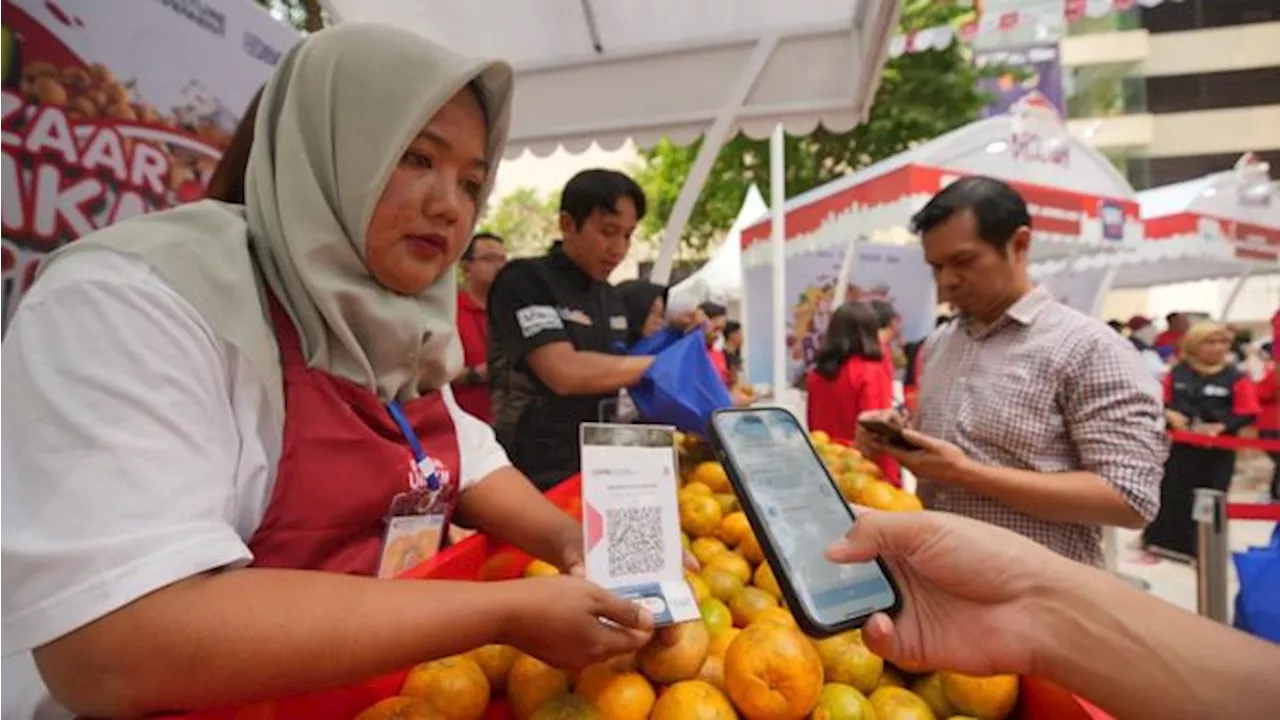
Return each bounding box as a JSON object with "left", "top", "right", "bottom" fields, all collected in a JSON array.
[{"left": 1143, "top": 322, "right": 1260, "bottom": 561}]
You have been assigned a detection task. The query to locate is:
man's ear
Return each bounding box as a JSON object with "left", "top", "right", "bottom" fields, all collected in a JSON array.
[
  {"left": 558, "top": 211, "right": 577, "bottom": 238},
  {"left": 1009, "top": 225, "right": 1032, "bottom": 262}
]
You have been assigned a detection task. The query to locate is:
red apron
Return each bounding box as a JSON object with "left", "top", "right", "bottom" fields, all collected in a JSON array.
[{"left": 247, "top": 299, "right": 461, "bottom": 575}]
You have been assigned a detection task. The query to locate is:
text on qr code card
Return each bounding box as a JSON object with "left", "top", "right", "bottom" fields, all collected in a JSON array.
[{"left": 606, "top": 506, "right": 665, "bottom": 577}]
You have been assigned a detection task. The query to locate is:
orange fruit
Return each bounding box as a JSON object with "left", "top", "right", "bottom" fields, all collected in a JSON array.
[
  {"left": 888, "top": 489, "right": 924, "bottom": 513},
  {"left": 728, "top": 587, "right": 778, "bottom": 628},
  {"left": 650, "top": 680, "right": 739, "bottom": 720},
  {"left": 401, "top": 656, "right": 489, "bottom": 720},
  {"left": 812, "top": 630, "right": 883, "bottom": 694},
  {"left": 529, "top": 694, "right": 600, "bottom": 720},
  {"left": 835, "top": 473, "right": 875, "bottom": 505},
  {"left": 697, "top": 654, "right": 726, "bottom": 690},
  {"left": 718, "top": 512, "right": 752, "bottom": 547},
  {"left": 700, "top": 598, "right": 734, "bottom": 637},
  {"left": 877, "top": 667, "right": 907, "bottom": 689},
  {"left": 700, "top": 567, "right": 745, "bottom": 603},
  {"left": 751, "top": 607, "right": 799, "bottom": 629},
  {"left": 683, "top": 533, "right": 693, "bottom": 553},
  {"left": 692, "top": 537, "right": 730, "bottom": 567},
  {"left": 637, "top": 620, "right": 711, "bottom": 684},
  {"left": 682, "top": 495, "right": 725, "bottom": 538},
  {"left": 469, "top": 644, "right": 519, "bottom": 694},
  {"left": 736, "top": 532, "right": 766, "bottom": 565},
  {"left": 509, "top": 655, "right": 572, "bottom": 720},
  {"left": 691, "top": 461, "right": 732, "bottom": 493},
  {"left": 575, "top": 660, "right": 624, "bottom": 704},
  {"left": 724, "top": 622, "right": 824, "bottom": 720},
  {"left": 714, "top": 493, "right": 740, "bottom": 515},
  {"left": 858, "top": 482, "right": 900, "bottom": 512},
  {"left": 911, "top": 673, "right": 955, "bottom": 719},
  {"left": 682, "top": 481, "right": 715, "bottom": 498},
  {"left": 355, "top": 697, "right": 443, "bottom": 720},
  {"left": 584, "top": 671, "right": 655, "bottom": 720},
  {"left": 686, "top": 571, "right": 712, "bottom": 605},
  {"left": 525, "top": 559, "right": 562, "bottom": 577},
  {"left": 708, "top": 627, "right": 741, "bottom": 658},
  {"left": 810, "top": 430, "right": 832, "bottom": 445},
  {"left": 810, "top": 683, "right": 876, "bottom": 720},
  {"left": 940, "top": 673, "right": 1018, "bottom": 720},
  {"left": 868, "top": 686, "right": 936, "bottom": 719},
  {"left": 753, "top": 563, "right": 782, "bottom": 600},
  {"left": 706, "top": 553, "right": 752, "bottom": 585}
]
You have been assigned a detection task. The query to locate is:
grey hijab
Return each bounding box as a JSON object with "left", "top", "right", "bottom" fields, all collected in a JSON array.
[{"left": 43, "top": 23, "right": 513, "bottom": 420}]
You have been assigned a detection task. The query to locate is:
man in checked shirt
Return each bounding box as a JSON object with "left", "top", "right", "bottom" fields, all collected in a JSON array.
[{"left": 856, "top": 176, "right": 1168, "bottom": 567}]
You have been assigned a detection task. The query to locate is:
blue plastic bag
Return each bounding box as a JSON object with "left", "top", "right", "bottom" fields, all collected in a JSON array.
[
  {"left": 629, "top": 330, "right": 733, "bottom": 434},
  {"left": 629, "top": 325, "right": 686, "bottom": 356},
  {"left": 1232, "top": 525, "right": 1280, "bottom": 643}
]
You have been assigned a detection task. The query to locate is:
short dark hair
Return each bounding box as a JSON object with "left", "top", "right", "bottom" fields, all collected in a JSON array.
[
  {"left": 909, "top": 176, "right": 1031, "bottom": 250},
  {"left": 463, "top": 232, "right": 503, "bottom": 260},
  {"left": 205, "top": 87, "right": 263, "bottom": 205},
  {"left": 869, "top": 298, "right": 896, "bottom": 330},
  {"left": 724, "top": 320, "right": 742, "bottom": 337},
  {"left": 813, "top": 302, "right": 883, "bottom": 380},
  {"left": 560, "top": 169, "right": 647, "bottom": 229},
  {"left": 700, "top": 301, "right": 727, "bottom": 319}
]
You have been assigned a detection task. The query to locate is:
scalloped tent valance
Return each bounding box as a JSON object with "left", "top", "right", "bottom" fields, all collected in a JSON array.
[{"left": 319, "top": 0, "right": 901, "bottom": 159}]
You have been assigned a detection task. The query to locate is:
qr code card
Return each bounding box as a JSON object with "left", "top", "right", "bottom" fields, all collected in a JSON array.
[{"left": 580, "top": 423, "right": 699, "bottom": 626}]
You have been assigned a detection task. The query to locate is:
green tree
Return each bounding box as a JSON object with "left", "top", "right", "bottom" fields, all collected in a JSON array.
[
  {"left": 254, "top": 0, "right": 325, "bottom": 33},
  {"left": 479, "top": 187, "right": 561, "bottom": 259},
  {"left": 631, "top": 0, "right": 992, "bottom": 254}
]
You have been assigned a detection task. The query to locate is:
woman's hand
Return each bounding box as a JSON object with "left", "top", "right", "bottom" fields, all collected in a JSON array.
[
  {"left": 1196, "top": 422, "right": 1226, "bottom": 437},
  {"left": 825, "top": 508, "right": 1065, "bottom": 678},
  {"left": 497, "top": 576, "right": 654, "bottom": 671},
  {"left": 1165, "top": 410, "right": 1190, "bottom": 430}
]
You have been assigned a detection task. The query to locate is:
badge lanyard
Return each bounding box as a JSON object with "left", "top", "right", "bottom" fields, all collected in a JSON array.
[{"left": 386, "top": 400, "right": 440, "bottom": 491}]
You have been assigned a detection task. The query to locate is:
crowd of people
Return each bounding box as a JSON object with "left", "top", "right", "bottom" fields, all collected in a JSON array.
[{"left": 2, "top": 23, "right": 1279, "bottom": 720}]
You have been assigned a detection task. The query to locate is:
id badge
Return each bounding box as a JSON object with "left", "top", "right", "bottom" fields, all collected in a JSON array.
[{"left": 377, "top": 458, "right": 456, "bottom": 579}]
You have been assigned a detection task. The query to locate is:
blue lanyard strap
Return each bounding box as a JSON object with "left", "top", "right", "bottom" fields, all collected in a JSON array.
[{"left": 385, "top": 401, "right": 426, "bottom": 463}]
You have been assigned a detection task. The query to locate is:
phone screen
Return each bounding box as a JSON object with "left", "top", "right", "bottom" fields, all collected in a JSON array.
[{"left": 711, "top": 408, "right": 898, "bottom": 630}]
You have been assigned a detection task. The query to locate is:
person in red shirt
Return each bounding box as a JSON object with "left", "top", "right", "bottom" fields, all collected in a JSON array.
[
  {"left": 806, "top": 301, "right": 900, "bottom": 485},
  {"left": 452, "top": 232, "right": 506, "bottom": 422},
  {"left": 1153, "top": 312, "right": 1190, "bottom": 357},
  {"left": 870, "top": 298, "right": 901, "bottom": 385},
  {"left": 700, "top": 301, "right": 732, "bottom": 387},
  {"left": 1257, "top": 341, "right": 1279, "bottom": 501}
]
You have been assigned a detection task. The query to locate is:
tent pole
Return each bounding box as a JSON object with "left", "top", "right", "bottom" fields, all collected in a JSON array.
[
  {"left": 1089, "top": 266, "right": 1119, "bottom": 318},
  {"left": 1218, "top": 266, "right": 1253, "bottom": 321},
  {"left": 650, "top": 36, "right": 778, "bottom": 284},
  {"left": 770, "top": 124, "right": 787, "bottom": 397},
  {"left": 833, "top": 233, "right": 862, "bottom": 308}
]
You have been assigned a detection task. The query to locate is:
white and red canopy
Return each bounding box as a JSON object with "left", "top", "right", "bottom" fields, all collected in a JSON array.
[{"left": 738, "top": 93, "right": 1142, "bottom": 271}]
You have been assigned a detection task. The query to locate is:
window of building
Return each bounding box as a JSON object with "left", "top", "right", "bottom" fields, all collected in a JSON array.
[
  {"left": 1142, "top": 0, "right": 1280, "bottom": 34},
  {"left": 1146, "top": 66, "right": 1280, "bottom": 114},
  {"left": 1145, "top": 150, "right": 1280, "bottom": 189}
]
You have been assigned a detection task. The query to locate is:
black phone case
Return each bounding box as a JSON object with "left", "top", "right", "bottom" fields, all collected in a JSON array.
[{"left": 707, "top": 407, "right": 903, "bottom": 638}]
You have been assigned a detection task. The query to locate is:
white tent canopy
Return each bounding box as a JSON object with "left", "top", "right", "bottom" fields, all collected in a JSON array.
[
  {"left": 1031, "top": 155, "right": 1280, "bottom": 319},
  {"left": 320, "top": 0, "right": 901, "bottom": 283}
]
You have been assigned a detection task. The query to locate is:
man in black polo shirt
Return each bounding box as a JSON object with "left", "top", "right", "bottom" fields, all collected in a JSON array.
[{"left": 488, "top": 169, "right": 655, "bottom": 489}]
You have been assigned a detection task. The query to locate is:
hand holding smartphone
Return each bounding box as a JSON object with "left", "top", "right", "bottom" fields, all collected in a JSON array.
[
  {"left": 708, "top": 408, "right": 901, "bottom": 637},
  {"left": 857, "top": 417, "right": 919, "bottom": 451}
]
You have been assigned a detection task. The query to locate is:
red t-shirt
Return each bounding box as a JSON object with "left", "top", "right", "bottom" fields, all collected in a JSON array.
[
  {"left": 452, "top": 290, "right": 491, "bottom": 423},
  {"left": 1257, "top": 369, "right": 1279, "bottom": 432},
  {"left": 1153, "top": 329, "right": 1183, "bottom": 354},
  {"left": 880, "top": 338, "right": 895, "bottom": 384},
  {"left": 806, "top": 357, "right": 900, "bottom": 485},
  {"left": 708, "top": 346, "right": 731, "bottom": 387}
]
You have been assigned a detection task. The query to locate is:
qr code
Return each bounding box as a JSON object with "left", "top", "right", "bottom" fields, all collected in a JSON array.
[{"left": 606, "top": 506, "right": 664, "bottom": 577}]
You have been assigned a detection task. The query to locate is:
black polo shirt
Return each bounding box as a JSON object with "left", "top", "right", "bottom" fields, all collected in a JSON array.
[{"left": 487, "top": 242, "right": 629, "bottom": 489}]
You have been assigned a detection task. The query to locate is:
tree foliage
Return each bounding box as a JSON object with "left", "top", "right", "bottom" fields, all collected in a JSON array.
[
  {"left": 631, "top": 0, "right": 992, "bottom": 254},
  {"left": 478, "top": 187, "right": 562, "bottom": 259}
]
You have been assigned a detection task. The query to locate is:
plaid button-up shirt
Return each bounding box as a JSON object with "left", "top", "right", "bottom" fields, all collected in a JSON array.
[{"left": 916, "top": 286, "right": 1167, "bottom": 566}]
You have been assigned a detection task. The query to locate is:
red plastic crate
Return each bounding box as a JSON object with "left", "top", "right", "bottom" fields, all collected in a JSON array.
[{"left": 161, "top": 477, "right": 1107, "bottom": 720}]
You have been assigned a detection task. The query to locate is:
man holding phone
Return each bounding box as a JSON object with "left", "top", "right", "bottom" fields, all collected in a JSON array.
[{"left": 856, "top": 176, "right": 1167, "bottom": 568}]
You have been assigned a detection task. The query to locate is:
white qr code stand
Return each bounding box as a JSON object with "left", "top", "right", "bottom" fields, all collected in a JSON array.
[{"left": 580, "top": 423, "right": 700, "bottom": 627}]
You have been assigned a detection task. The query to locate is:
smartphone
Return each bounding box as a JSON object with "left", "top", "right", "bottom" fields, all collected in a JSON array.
[
  {"left": 708, "top": 407, "right": 902, "bottom": 637},
  {"left": 857, "top": 418, "right": 918, "bottom": 451}
]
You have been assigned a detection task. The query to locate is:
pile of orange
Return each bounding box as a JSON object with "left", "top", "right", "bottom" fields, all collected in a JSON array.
[{"left": 357, "top": 433, "right": 1017, "bottom": 720}]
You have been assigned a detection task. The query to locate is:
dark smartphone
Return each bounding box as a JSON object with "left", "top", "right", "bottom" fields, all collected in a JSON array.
[
  {"left": 708, "top": 407, "right": 902, "bottom": 638},
  {"left": 857, "top": 418, "right": 919, "bottom": 451}
]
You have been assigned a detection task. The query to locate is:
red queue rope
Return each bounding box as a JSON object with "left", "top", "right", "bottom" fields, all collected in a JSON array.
[{"left": 1167, "top": 431, "right": 1280, "bottom": 520}]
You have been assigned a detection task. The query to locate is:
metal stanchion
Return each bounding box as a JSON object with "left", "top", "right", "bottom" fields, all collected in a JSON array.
[{"left": 1193, "top": 488, "right": 1230, "bottom": 623}]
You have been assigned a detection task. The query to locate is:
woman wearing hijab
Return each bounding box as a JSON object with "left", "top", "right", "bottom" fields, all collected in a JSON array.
[
  {"left": 1, "top": 25, "right": 653, "bottom": 719},
  {"left": 1142, "top": 322, "right": 1260, "bottom": 561},
  {"left": 616, "top": 279, "right": 667, "bottom": 347}
]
